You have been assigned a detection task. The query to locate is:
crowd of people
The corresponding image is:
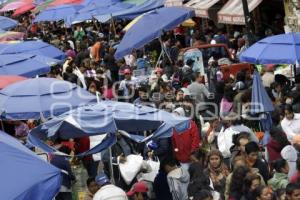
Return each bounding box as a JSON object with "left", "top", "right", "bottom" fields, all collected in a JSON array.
[{"left": 2, "top": 11, "right": 300, "bottom": 200}]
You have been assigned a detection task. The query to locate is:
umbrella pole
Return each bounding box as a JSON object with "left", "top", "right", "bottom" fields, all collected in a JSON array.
[
  {"left": 108, "top": 147, "right": 115, "bottom": 184},
  {"left": 0, "top": 120, "right": 4, "bottom": 132},
  {"left": 155, "top": 50, "right": 163, "bottom": 68}
]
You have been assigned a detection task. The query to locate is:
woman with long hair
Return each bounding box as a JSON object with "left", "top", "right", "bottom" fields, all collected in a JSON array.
[
  {"left": 204, "top": 149, "right": 229, "bottom": 199},
  {"left": 228, "top": 166, "right": 250, "bottom": 200},
  {"left": 241, "top": 173, "right": 263, "bottom": 200},
  {"left": 252, "top": 186, "right": 274, "bottom": 200}
]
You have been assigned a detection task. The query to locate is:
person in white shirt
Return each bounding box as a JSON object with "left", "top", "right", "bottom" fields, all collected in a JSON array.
[
  {"left": 217, "top": 113, "right": 258, "bottom": 160},
  {"left": 262, "top": 64, "right": 275, "bottom": 88},
  {"left": 118, "top": 69, "right": 137, "bottom": 100},
  {"left": 93, "top": 172, "right": 128, "bottom": 200},
  {"left": 281, "top": 105, "right": 300, "bottom": 142}
]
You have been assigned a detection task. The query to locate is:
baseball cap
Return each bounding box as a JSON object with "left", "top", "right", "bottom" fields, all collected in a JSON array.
[
  {"left": 146, "top": 140, "right": 158, "bottom": 150},
  {"left": 127, "top": 181, "right": 148, "bottom": 196},
  {"left": 233, "top": 81, "right": 246, "bottom": 91},
  {"left": 95, "top": 172, "right": 110, "bottom": 186},
  {"left": 124, "top": 68, "right": 131, "bottom": 75}
]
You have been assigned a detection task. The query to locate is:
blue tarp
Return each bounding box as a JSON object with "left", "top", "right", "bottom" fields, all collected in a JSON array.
[
  {"left": 114, "top": 7, "right": 195, "bottom": 59},
  {"left": 28, "top": 101, "right": 190, "bottom": 155},
  {"left": 0, "top": 40, "right": 66, "bottom": 60},
  {"left": 0, "top": 78, "right": 97, "bottom": 120},
  {"left": 239, "top": 33, "right": 300, "bottom": 64},
  {"left": 94, "top": 0, "right": 164, "bottom": 22},
  {"left": 0, "top": 54, "right": 61, "bottom": 77},
  {"left": 0, "top": 131, "right": 61, "bottom": 200},
  {"left": 0, "top": 16, "right": 18, "bottom": 30}
]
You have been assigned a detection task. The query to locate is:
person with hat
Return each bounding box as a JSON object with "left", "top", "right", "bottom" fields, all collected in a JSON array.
[
  {"left": 118, "top": 68, "right": 137, "bottom": 102},
  {"left": 93, "top": 172, "right": 128, "bottom": 200},
  {"left": 127, "top": 181, "right": 149, "bottom": 200}
]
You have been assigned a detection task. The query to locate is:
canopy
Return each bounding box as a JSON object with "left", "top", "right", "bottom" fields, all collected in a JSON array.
[
  {"left": 218, "top": 0, "right": 262, "bottom": 25},
  {"left": 94, "top": 0, "right": 164, "bottom": 22},
  {"left": 0, "top": 131, "right": 61, "bottom": 200},
  {"left": 114, "top": 7, "right": 195, "bottom": 59},
  {"left": 0, "top": 40, "right": 66, "bottom": 60},
  {"left": 239, "top": 33, "right": 300, "bottom": 65},
  {"left": 0, "top": 16, "right": 18, "bottom": 30},
  {"left": 0, "top": 54, "right": 60, "bottom": 77},
  {"left": 184, "top": 0, "right": 219, "bottom": 18},
  {"left": 0, "top": 78, "right": 97, "bottom": 120},
  {"left": 0, "top": 30, "right": 24, "bottom": 42},
  {"left": 28, "top": 101, "right": 190, "bottom": 155},
  {"left": 0, "top": 75, "right": 26, "bottom": 89}
]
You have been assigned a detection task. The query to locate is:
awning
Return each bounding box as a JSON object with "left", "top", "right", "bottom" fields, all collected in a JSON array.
[
  {"left": 184, "top": 0, "right": 219, "bottom": 18},
  {"left": 218, "top": 0, "right": 262, "bottom": 25},
  {"left": 165, "top": 0, "right": 183, "bottom": 7}
]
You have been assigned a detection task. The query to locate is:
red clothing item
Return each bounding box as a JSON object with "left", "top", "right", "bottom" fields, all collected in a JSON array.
[
  {"left": 266, "top": 138, "right": 283, "bottom": 162},
  {"left": 290, "top": 172, "right": 300, "bottom": 183},
  {"left": 172, "top": 120, "right": 201, "bottom": 163},
  {"left": 75, "top": 137, "right": 92, "bottom": 161}
]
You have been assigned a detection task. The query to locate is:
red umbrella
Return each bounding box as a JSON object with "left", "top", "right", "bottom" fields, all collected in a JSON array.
[
  {"left": 13, "top": 3, "right": 35, "bottom": 16},
  {"left": 0, "top": 75, "right": 27, "bottom": 89},
  {"left": 48, "top": 0, "right": 83, "bottom": 7}
]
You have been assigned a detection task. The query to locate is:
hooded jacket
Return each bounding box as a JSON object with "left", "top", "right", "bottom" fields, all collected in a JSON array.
[
  {"left": 167, "top": 167, "right": 190, "bottom": 200},
  {"left": 268, "top": 172, "right": 289, "bottom": 190}
]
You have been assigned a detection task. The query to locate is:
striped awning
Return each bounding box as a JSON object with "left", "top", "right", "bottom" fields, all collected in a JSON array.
[
  {"left": 218, "top": 0, "right": 263, "bottom": 25},
  {"left": 165, "top": 0, "right": 183, "bottom": 7},
  {"left": 184, "top": 0, "right": 219, "bottom": 18}
]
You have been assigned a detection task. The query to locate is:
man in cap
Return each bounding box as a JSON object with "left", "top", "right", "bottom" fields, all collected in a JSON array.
[
  {"left": 127, "top": 181, "right": 149, "bottom": 200},
  {"left": 93, "top": 172, "right": 128, "bottom": 200}
]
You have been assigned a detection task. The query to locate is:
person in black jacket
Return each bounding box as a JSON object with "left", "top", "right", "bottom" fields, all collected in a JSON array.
[
  {"left": 245, "top": 142, "right": 270, "bottom": 183},
  {"left": 153, "top": 167, "right": 173, "bottom": 200},
  {"left": 50, "top": 146, "right": 75, "bottom": 200}
]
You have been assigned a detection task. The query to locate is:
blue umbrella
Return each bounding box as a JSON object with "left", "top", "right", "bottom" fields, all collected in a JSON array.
[
  {"left": 114, "top": 7, "right": 195, "bottom": 60},
  {"left": 71, "top": 2, "right": 134, "bottom": 25},
  {"left": 0, "top": 16, "right": 18, "bottom": 30},
  {"left": 0, "top": 54, "right": 61, "bottom": 77},
  {"left": 0, "top": 40, "right": 66, "bottom": 60},
  {"left": 94, "top": 0, "right": 164, "bottom": 22},
  {"left": 0, "top": 131, "right": 61, "bottom": 200},
  {"left": 0, "top": 78, "right": 97, "bottom": 120},
  {"left": 34, "top": 4, "right": 84, "bottom": 24},
  {"left": 251, "top": 71, "right": 274, "bottom": 114},
  {"left": 251, "top": 71, "right": 274, "bottom": 144},
  {"left": 239, "top": 33, "right": 300, "bottom": 64},
  {"left": 28, "top": 101, "right": 190, "bottom": 155}
]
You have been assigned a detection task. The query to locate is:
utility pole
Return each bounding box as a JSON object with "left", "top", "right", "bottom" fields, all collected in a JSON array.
[{"left": 242, "top": 0, "right": 255, "bottom": 45}]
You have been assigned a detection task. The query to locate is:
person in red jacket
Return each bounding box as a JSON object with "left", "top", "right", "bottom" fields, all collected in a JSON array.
[{"left": 172, "top": 107, "right": 201, "bottom": 170}]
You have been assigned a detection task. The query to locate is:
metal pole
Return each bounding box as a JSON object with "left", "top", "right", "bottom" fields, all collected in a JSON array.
[
  {"left": 242, "top": 0, "right": 255, "bottom": 45},
  {"left": 108, "top": 147, "right": 115, "bottom": 184}
]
